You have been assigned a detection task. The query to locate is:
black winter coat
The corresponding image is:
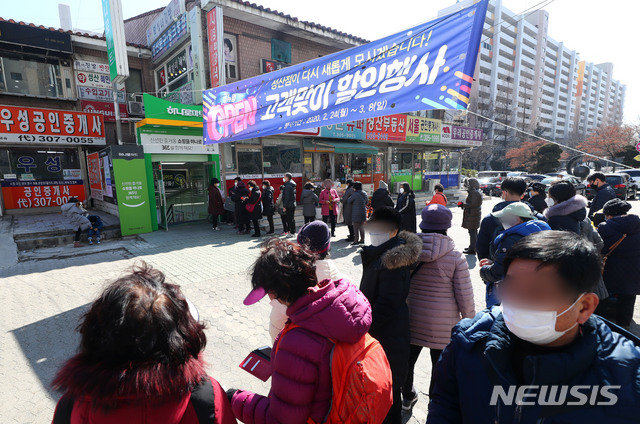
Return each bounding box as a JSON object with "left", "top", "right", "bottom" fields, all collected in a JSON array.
[
  {"left": 589, "top": 183, "right": 616, "bottom": 217},
  {"left": 396, "top": 192, "right": 417, "bottom": 233},
  {"left": 244, "top": 187, "right": 263, "bottom": 220},
  {"left": 599, "top": 214, "right": 640, "bottom": 295},
  {"left": 371, "top": 188, "right": 394, "bottom": 211},
  {"left": 282, "top": 180, "right": 297, "bottom": 209},
  {"left": 544, "top": 195, "right": 589, "bottom": 234},
  {"left": 261, "top": 187, "right": 275, "bottom": 216},
  {"left": 359, "top": 231, "right": 422, "bottom": 390},
  {"left": 527, "top": 193, "right": 547, "bottom": 214}
]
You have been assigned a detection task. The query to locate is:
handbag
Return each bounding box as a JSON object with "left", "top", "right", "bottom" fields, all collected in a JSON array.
[
  {"left": 224, "top": 197, "right": 235, "bottom": 212},
  {"left": 245, "top": 192, "right": 262, "bottom": 213}
]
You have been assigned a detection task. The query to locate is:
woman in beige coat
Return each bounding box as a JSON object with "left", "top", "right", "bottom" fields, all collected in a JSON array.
[{"left": 402, "top": 204, "right": 476, "bottom": 411}]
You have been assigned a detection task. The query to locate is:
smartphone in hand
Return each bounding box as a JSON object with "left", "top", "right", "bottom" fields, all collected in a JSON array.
[{"left": 239, "top": 346, "right": 272, "bottom": 381}]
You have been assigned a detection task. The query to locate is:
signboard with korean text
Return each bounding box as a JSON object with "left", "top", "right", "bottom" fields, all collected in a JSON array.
[
  {"left": 75, "top": 70, "right": 124, "bottom": 90},
  {"left": 102, "top": 0, "right": 129, "bottom": 83},
  {"left": 189, "top": 6, "right": 206, "bottom": 104},
  {"left": 0, "top": 106, "right": 106, "bottom": 146},
  {"left": 78, "top": 86, "right": 126, "bottom": 103},
  {"left": 365, "top": 115, "right": 407, "bottom": 142},
  {"left": 262, "top": 59, "right": 289, "bottom": 74},
  {"left": 0, "top": 20, "right": 72, "bottom": 53},
  {"left": 146, "top": 0, "right": 184, "bottom": 45},
  {"left": 74, "top": 60, "right": 111, "bottom": 75},
  {"left": 207, "top": 6, "right": 224, "bottom": 88},
  {"left": 143, "top": 94, "right": 202, "bottom": 121},
  {"left": 202, "top": 0, "right": 487, "bottom": 144},
  {"left": 320, "top": 120, "right": 366, "bottom": 139},
  {"left": 80, "top": 100, "right": 128, "bottom": 123},
  {"left": 139, "top": 127, "right": 219, "bottom": 154},
  {"left": 1, "top": 180, "right": 85, "bottom": 209},
  {"left": 111, "top": 145, "right": 152, "bottom": 235},
  {"left": 449, "top": 125, "right": 483, "bottom": 146},
  {"left": 152, "top": 13, "right": 188, "bottom": 61},
  {"left": 406, "top": 116, "right": 441, "bottom": 143},
  {"left": 87, "top": 152, "right": 103, "bottom": 201}
]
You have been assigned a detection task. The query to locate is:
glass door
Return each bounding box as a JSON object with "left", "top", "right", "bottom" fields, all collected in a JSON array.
[{"left": 152, "top": 162, "right": 168, "bottom": 230}]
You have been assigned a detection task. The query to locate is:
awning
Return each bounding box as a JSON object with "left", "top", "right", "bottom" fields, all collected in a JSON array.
[{"left": 304, "top": 140, "right": 378, "bottom": 155}]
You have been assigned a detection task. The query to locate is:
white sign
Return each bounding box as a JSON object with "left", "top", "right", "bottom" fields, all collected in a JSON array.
[
  {"left": 146, "top": 0, "right": 184, "bottom": 45},
  {"left": 75, "top": 71, "right": 124, "bottom": 90},
  {"left": 77, "top": 86, "right": 126, "bottom": 103},
  {"left": 74, "top": 60, "right": 111, "bottom": 74},
  {"left": 441, "top": 124, "right": 452, "bottom": 143},
  {"left": 0, "top": 133, "right": 106, "bottom": 146},
  {"left": 3, "top": 173, "right": 17, "bottom": 180},
  {"left": 140, "top": 133, "right": 219, "bottom": 154},
  {"left": 189, "top": 6, "right": 205, "bottom": 104},
  {"left": 63, "top": 169, "right": 82, "bottom": 180}
]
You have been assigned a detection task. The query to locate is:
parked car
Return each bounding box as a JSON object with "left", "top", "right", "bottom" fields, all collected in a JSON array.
[
  {"left": 523, "top": 174, "right": 546, "bottom": 183},
  {"left": 624, "top": 169, "right": 640, "bottom": 186},
  {"left": 585, "top": 173, "right": 638, "bottom": 201},
  {"left": 477, "top": 171, "right": 509, "bottom": 181},
  {"left": 539, "top": 176, "right": 587, "bottom": 197},
  {"left": 478, "top": 177, "right": 502, "bottom": 197}
]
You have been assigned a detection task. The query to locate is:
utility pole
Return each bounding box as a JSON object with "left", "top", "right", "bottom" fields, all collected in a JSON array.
[{"left": 112, "top": 82, "right": 123, "bottom": 145}]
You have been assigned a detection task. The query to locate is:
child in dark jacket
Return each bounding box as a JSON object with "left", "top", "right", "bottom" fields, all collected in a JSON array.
[{"left": 87, "top": 215, "right": 104, "bottom": 245}]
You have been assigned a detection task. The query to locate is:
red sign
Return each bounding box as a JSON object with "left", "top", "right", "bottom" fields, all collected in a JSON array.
[
  {"left": 87, "top": 152, "right": 103, "bottom": 200},
  {"left": 365, "top": 114, "right": 407, "bottom": 142},
  {"left": 0, "top": 105, "right": 106, "bottom": 146},
  {"left": 207, "top": 8, "right": 221, "bottom": 88},
  {"left": 80, "top": 100, "right": 128, "bottom": 123},
  {"left": 1, "top": 180, "right": 85, "bottom": 209},
  {"left": 159, "top": 68, "right": 166, "bottom": 86}
]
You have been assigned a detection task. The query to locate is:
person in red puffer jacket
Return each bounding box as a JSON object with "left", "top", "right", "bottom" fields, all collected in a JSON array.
[{"left": 51, "top": 262, "right": 236, "bottom": 424}]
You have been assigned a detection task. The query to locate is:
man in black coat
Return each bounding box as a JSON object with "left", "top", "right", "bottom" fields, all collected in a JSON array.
[
  {"left": 588, "top": 172, "right": 616, "bottom": 219},
  {"left": 371, "top": 180, "right": 394, "bottom": 211},
  {"left": 281, "top": 172, "right": 297, "bottom": 235},
  {"left": 359, "top": 207, "right": 422, "bottom": 424},
  {"left": 527, "top": 182, "right": 548, "bottom": 214}
]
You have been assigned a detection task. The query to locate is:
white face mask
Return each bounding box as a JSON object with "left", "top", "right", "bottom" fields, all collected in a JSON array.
[
  {"left": 283, "top": 177, "right": 287, "bottom": 183},
  {"left": 234, "top": 182, "right": 238, "bottom": 187},
  {"left": 501, "top": 293, "right": 585, "bottom": 345},
  {"left": 399, "top": 188, "right": 405, "bottom": 194},
  {"left": 369, "top": 232, "right": 391, "bottom": 247},
  {"left": 545, "top": 197, "right": 555, "bottom": 207}
]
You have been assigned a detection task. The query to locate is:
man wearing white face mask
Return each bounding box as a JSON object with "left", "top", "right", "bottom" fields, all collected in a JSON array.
[
  {"left": 427, "top": 231, "right": 640, "bottom": 423},
  {"left": 479, "top": 202, "right": 550, "bottom": 307}
]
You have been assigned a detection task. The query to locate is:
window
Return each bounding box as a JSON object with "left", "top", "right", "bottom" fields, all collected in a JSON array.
[
  {"left": 154, "top": 47, "right": 194, "bottom": 103},
  {"left": 237, "top": 149, "right": 262, "bottom": 176},
  {"left": 223, "top": 33, "right": 238, "bottom": 81},
  {"left": 125, "top": 69, "right": 142, "bottom": 96},
  {"left": 0, "top": 148, "right": 79, "bottom": 181},
  {"left": 0, "top": 56, "right": 72, "bottom": 99},
  {"left": 263, "top": 139, "right": 301, "bottom": 176},
  {"left": 351, "top": 154, "right": 371, "bottom": 175},
  {"left": 223, "top": 142, "right": 237, "bottom": 173}
]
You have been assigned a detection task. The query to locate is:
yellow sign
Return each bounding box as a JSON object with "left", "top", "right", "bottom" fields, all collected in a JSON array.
[
  {"left": 406, "top": 116, "right": 441, "bottom": 143},
  {"left": 634, "top": 154, "right": 640, "bottom": 162},
  {"left": 304, "top": 156, "right": 312, "bottom": 165},
  {"left": 367, "top": 157, "right": 372, "bottom": 164}
]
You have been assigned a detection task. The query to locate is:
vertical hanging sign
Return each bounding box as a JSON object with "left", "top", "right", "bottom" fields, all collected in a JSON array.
[
  {"left": 206, "top": 6, "right": 225, "bottom": 88},
  {"left": 189, "top": 7, "right": 206, "bottom": 104},
  {"left": 101, "top": 0, "right": 129, "bottom": 84}
]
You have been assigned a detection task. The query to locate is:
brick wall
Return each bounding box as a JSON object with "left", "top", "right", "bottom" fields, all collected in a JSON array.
[{"left": 222, "top": 16, "right": 343, "bottom": 82}]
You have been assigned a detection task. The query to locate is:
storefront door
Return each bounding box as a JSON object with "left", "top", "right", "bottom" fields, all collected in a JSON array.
[
  {"left": 153, "top": 161, "right": 210, "bottom": 226},
  {"left": 152, "top": 162, "right": 168, "bottom": 229}
]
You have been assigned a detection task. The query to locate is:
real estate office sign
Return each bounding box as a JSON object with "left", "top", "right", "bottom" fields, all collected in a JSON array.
[{"left": 101, "top": 0, "right": 129, "bottom": 84}]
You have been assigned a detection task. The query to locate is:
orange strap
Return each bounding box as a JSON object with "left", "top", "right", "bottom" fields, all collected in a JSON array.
[{"left": 602, "top": 234, "right": 627, "bottom": 274}]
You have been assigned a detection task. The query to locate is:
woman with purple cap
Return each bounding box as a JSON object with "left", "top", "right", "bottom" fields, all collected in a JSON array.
[
  {"left": 401, "top": 204, "right": 475, "bottom": 412},
  {"left": 232, "top": 239, "right": 372, "bottom": 424}
]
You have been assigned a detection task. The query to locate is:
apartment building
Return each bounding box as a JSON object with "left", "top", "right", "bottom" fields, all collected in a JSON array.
[{"left": 438, "top": 0, "right": 626, "bottom": 143}]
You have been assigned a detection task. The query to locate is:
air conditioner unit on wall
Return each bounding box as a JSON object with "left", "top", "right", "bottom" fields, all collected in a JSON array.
[{"left": 128, "top": 101, "right": 145, "bottom": 116}]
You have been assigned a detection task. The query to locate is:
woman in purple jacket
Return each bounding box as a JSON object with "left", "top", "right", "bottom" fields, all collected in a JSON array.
[{"left": 230, "top": 238, "right": 372, "bottom": 424}]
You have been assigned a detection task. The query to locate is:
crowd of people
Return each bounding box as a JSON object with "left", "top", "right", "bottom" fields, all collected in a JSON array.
[{"left": 53, "top": 174, "right": 640, "bottom": 423}]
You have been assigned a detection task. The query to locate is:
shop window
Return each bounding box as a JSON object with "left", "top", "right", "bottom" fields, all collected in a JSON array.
[
  {"left": 224, "top": 34, "right": 238, "bottom": 81},
  {"left": 263, "top": 139, "right": 301, "bottom": 176},
  {"left": 155, "top": 47, "right": 194, "bottom": 101},
  {"left": 391, "top": 151, "right": 413, "bottom": 174},
  {"left": 223, "top": 142, "right": 237, "bottom": 173},
  {"left": 125, "top": 69, "right": 142, "bottom": 96},
  {"left": 425, "top": 152, "right": 441, "bottom": 172},
  {"left": 351, "top": 154, "right": 371, "bottom": 176},
  {"left": 0, "top": 57, "right": 71, "bottom": 99},
  {"left": 237, "top": 150, "right": 262, "bottom": 176},
  {"left": 0, "top": 148, "right": 80, "bottom": 181}
]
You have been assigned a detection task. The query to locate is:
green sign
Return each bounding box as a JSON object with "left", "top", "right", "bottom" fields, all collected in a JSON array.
[
  {"left": 102, "top": 0, "right": 128, "bottom": 83},
  {"left": 111, "top": 145, "right": 153, "bottom": 235},
  {"left": 406, "top": 116, "right": 442, "bottom": 144},
  {"left": 143, "top": 93, "right": 202, "bottom": 122}
]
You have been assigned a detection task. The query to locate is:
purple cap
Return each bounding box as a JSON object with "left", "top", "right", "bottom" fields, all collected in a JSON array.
[
  {"left": 243, "top": 286, "right": 267, "bottom": 305},
  {"left": 297, "top": 221, "right": 331, "bottom": 254},
  {"left": 419, "top": 204, "right": 452, "bottom": 231}
]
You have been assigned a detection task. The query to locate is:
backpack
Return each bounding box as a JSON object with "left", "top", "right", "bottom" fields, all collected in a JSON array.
[{"left": 275, "top": 323, "right": 393, "bottom": 424}]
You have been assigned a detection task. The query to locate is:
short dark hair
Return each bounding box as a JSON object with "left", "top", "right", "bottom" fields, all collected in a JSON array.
[
  {"left": 368, "top": 206, "right": 401, "bottom": 230},
  {"left": 52, "top": 262, "right": 206, "bottom": 400},
  {"left": 591, "top": 172, "right": 606, "bottom": 182},
  {"left": 247, "top": 180, "right": 257, "bottom": 188},
  {"left": 434, "top": 184, "right": 444, "bottom": 192},
  {"left": 353, "top": 182, "right": 363, "bottom": 191},
  {"left": 284, "top": 172, "right": 293, "bottom": 180},
  {"left": 262, "top": 180, "right": 271, "bottom": 188},
  {"left": 548, "top": 181, "right": 576, "bottom": 203},
  {"left": 234, "top": 176, "right": 242, "bottom": 182},
  {"left": 251, "top": 239, "right": 317, "bottom": 304},
  {"left": 504, "top": 231, "right": 602, "bottom": 294},
  {"left": 224, "top": 38, "right": 233, "bottom": 51},
  {"left": 500, "top": 177, "right": 527, "bottom": 196}
]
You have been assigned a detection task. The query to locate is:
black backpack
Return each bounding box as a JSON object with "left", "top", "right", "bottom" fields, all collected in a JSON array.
[{"left": 52, "top": 377, "right": 217, "bottom": 424}]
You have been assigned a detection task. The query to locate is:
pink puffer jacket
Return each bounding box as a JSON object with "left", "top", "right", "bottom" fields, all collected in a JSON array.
[
  {"left": 319, "top": 188, "right": 340, "bottom": 216},
  {"left": 231, "top": 278, "right": 372, "bottom": 424},
  {"left": 407, "top": 233, "right": 476, "bottom": 350}
]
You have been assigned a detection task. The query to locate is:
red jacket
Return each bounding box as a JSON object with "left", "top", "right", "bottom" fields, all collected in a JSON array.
[
  {"left": 208, "top": 185, "right": 225, "bottom": 215},
  {"left": 52, "top": 355, "right": 236, "bottom": 424},
  {"left": 427, "top": 192, "right": 447, "bottom": 206}
]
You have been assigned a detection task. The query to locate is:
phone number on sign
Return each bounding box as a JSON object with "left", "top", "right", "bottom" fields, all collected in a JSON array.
[
  {"left": 17, "top": 196, "right": 73, "bottom": 208},
  {"left": 16, "top": 134, "right": 97, "bottom": 144}
]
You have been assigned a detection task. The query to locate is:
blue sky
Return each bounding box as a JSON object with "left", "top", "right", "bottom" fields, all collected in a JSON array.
[{"left": 1, "top": 0, "right": 638, "bottom": 124}]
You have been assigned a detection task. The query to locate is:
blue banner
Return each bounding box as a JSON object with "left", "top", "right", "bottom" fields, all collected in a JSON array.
[{"left": 203, "top": 0, "right": 487, "bottom": 144}]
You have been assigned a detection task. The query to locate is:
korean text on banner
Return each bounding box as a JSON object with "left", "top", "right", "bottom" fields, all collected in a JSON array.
[
  {"left": 202, "top": 0, "right": 488, "bottom": 144},
  {"left": 87, "top": 152, "right": 103, "bottom": 201},
  {"left": 0, "top": 105, "right": 106, "bottom": 146},
  {"left": 111, "top": 145, "right": 152, "bottom": 235},
  {"left": 207, "top": 7, "right": 225, "bottom": 88},
  {"left": 102, "top": 0, "right": 129, "bottom": 84}
]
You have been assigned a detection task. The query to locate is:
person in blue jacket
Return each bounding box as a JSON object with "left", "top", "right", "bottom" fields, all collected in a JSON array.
[
  {"left": 427, "top": 231, "right": 640, "bottom": 424},
  {"left": 479, "top": 202, "right": 551, "bottom": 307},
  {"left": 476, "top": 177, "right": 530, "bottom": 260}
]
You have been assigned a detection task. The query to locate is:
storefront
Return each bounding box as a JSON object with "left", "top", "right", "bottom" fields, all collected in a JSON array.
[
  {"left": 0, "top": 105, "right": 106, "bottom": 215},
  {"left": 137, "top": 94, "right": 220, "bottom": 230}
]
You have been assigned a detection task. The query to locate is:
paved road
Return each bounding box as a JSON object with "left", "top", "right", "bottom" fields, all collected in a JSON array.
[{"left": 2, "top": 197, "right": 639, "bottom": 424}]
